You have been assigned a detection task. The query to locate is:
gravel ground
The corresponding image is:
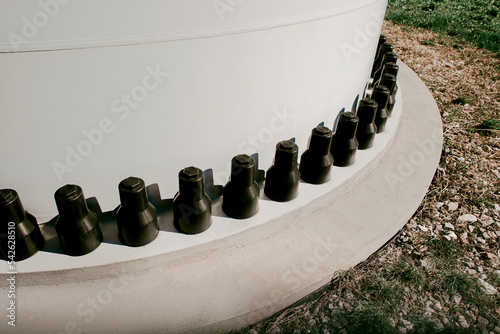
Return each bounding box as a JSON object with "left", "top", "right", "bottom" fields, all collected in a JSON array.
[{"left": 236, "top": 21, "right": 500, "bottom": 334}]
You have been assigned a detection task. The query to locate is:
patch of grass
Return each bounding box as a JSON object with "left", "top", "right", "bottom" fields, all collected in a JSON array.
[
  {"left": 452, "top": 95, "right": 470, "bottom": 105},
  {"left": 486, "top": 271, "right": 500, "bottom": 287},
  {"left": 342, "top": 304, "right": 397, "bottom": 334},
  {"left": 421, "top": 39, "right": 436, "bottom": 46},
  {"left": 409, "top": 318, "right": 439, "bottom": 332},
  {"left": 386, "top": 0, "right": 500, "bottom": 54},
  {"left": 437, "top": 327, "right": 475, "bottom": 334},
  {"left": 474, "top": 118, "right": 500, "bottom": 136},
  {"left": 441, "top": 271, "right": 477, "bottom": 296},
  {"left": 468, "top": 192, "right": 494, "bottom": 209},
  {"left": 387, "top": 258, "right": 425, "bottom": 286},
  {"left": 479, "top": 118, "right": 500, "bottom": 130},
  {"left": 359, "top": 275, "right": 404, "bottom": 309},
  {"left": 426, "top": 237, "right": 463, "bottom": 261},
  {"left": 439, "top": 269, "right": 494, "bottom": 310}
]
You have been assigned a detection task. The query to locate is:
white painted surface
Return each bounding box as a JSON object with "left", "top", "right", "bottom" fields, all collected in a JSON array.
[
  {"left": 0, "top": 0, "right": 388, "bottom": 221},
  {"left": 0, "top": 62, "right": 443, "bottom": 333}
]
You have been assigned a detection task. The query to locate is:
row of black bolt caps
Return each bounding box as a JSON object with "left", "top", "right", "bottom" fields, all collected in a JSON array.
[{"left": 0, "top": 35, "right": 398, "bottom": 261}]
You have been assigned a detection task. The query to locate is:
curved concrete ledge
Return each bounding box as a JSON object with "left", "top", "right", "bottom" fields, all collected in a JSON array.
[{"left": 0, "top": 62, "right": 441, "bottom": 334}]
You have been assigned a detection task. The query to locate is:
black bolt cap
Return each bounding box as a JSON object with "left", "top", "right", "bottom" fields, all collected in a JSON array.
[
  {"left": 356, "top": 98, "right": 378, "bottom": 150},
  {"left": 382, "top": 62, "right": 399, "bottom": 78},
  {"left": 331, "top": 112, "right": 359, "bottom": 167},
  {"left": 264, "top": 140, "right": 301, "bottom": 202},
  {"left": 173, "top": 167, "right": 212, "bottom": 234},
  {"left": 380, "top": 73, "right": 397, "bottom": 115},
  {"left": 377, "top": 34, "right": 387, "bottom": 49},
  {"left": 54, "top": 185, "right": 102, "bottom": 256},
  {"left": 222, "top": 155, "right": 260, "bottom": 219},
  {"left": 372, "top": 85, "right": 391, "bottom": 133},
  {"left": 0, "top": 189, "right": 44, "bottom": 261},
  {"left": 382, "top": 51, "right": 398, "bottom": 66},
  {"left": 299, "top": 126, "right": 334, "bottom": 184},
  {"left": 373, "top": 51, "right": 398, "bottom": 84},
  {"left": 117, "top": 177, "right": 159, "bottom": 246},
  {"left": 371, "top": 42, "right": 393, "bottom": 77}
]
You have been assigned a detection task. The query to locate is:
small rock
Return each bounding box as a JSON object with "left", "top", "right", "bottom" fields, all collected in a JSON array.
[
  {"left": 344, "top": 290, "right": 354, "bottom": 300},
  {"left": 420, "top": 259, "right": 431, "bottom": 269},
  {"left": 411, "top": 292, "right": 418, "bottom": 301},
  {"left": 494, "top": 270, "right": 500, "bottom": 279},
  {"left": 484, "top": 232, "right": 491, "bottom": 239},
  {"left": 434, "top": 301, "right": 443, "bottom": 312},
  {"left": 458, "top": 315, "right": 469, "bottom": 328},
  {"left": 467, "top": 269, "right": 477, "bottom": 275},
  {"left": 401, "top": 319, "right": 413, "bottom": 330},
  {"left": 398, "top": 326, "right": 407, "bottom": 334},
  {"left": 418, "top": 225, "right": 429, "bottom": 232},
  {"left": 478, "top": 266, "right": 483, "bottom": 273},
  {"left": 480, "top": 214, "right": 494, "bottom": 226},
  {"left": 328, "top": 303, "right": 334, "bottom": 310},
  {"left": 436, "top": 202, "right": 444, "bottom": 208},
  {"left": 469, "top": 225, "right": 476, "bottom": 233},
  {"left": 447, "top": 231, "right": 457, "bottom": 240},
  {"left": 482, "top": 252, "right": 498, "bottom": 260},
  {"left": 435, "top": 321, "right": 444, "bottom": 330},
  {"left": 448, "top": 202, "right": 459, "bottom": 211},
  {"left": 458, "top": 214, "right": 477, "bottom": 223},
  {"left": 453, "top": 294, "right": 462, "bottom": 304},
  {"left": 460, "top": 232, "right": 469, "bottom": 244},
  {"left": 442, "top": 316, "right": 449, "bottom": 325},
  {"left": 477, "top": 237, "right": 486, "bottom": 244},
  {"left": 478, "top": 278, "right": 498, "bottom": 295},
  {"left": 477, "top": 316, "right": 489, "bottom": 326},
  {"left": 444, "top": 222, "right": 455, "bottom": 230},
  {"left": 494, "top": 204, "right": 500, "bottom": 212},
  {"left": 494, "top": 326, "right": 500, "bottom": 333}
]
